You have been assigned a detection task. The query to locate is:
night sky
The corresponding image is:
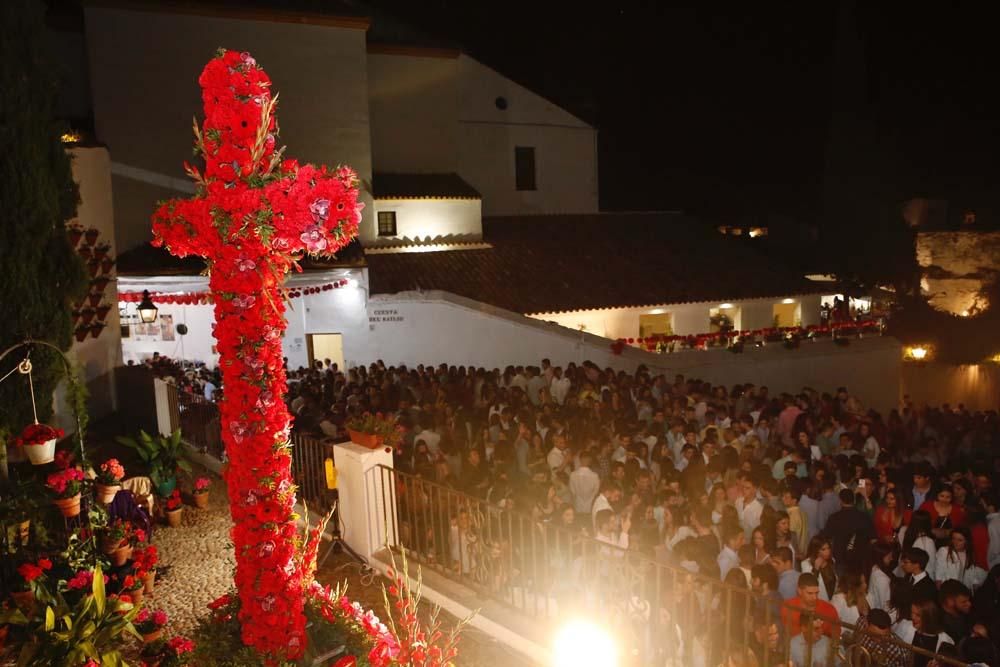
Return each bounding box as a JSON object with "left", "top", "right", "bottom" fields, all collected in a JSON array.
[{"left": 370, "top": 2, "right": 999, "bottom": 225}]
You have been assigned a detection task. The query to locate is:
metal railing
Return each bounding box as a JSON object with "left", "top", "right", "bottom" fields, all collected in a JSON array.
[
  {"left": 290, "top": 433, "right": 335, "bottom": 512},
  {"left": 369, "top": 464, "right": 967, "bottom": 667},
  {"left": 174, "top": 388, "right": 225, "bottom": 462}
]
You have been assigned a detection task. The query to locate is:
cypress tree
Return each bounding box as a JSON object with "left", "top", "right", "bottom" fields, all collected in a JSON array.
[{"left": 0, "top": 1, "right": 88, "bottom": 442}]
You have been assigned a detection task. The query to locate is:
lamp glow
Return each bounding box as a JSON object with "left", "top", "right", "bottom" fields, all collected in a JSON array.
[
  {"left": 137, "top": 290, "right": 159, "bottom": 323},
  {"left": 782, "top": 298, "right": 796, "bottom": 304},
  {"left": 719, "top": 303, "right": 734, "bottom": 309},
  {"left": 553, "top": 620, "right": 617, "bottom": 667},
  {"left": 911, "top": 347, "right": 927, "bottom": 360},
  {"left": 649, "top": 308, "right": 665, "bottom": 315}
]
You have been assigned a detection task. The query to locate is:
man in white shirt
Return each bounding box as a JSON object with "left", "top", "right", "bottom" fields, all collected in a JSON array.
[
  {"left": 986, "top": 495, "right": 1000, "bottom": 568},
  {"left": 415, "top": 416, "right": 442, "bottom": 459},
  {"left": 549, "top": 367, "right": 571, "bottom": 405},
  {"left": 591, "top": 480, "right": 623, "bottom": 532},
  {"left": 547, "top": 433, "right": 571, "bottom": 473},
  {"left": 735, "top": 473, "right": 764, "bottom": 539},
  {"left": 718, "top": 526, "right": 745, "bottom": 580},
  {"left": 526, "top": 367, "right": 546, "bottom": 407},
  {"left": 610, "top": 432, "right": 631, "bottom": 463},
  {"left": 569, "top": 451, "right": 600, "bottom": 515}
]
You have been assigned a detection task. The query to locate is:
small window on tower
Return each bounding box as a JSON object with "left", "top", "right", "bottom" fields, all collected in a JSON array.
[
  {"left": 515, "top": 146, "right": 536, "bottom": 191},
  {"left": 377, "top": 211, "right": 397, "bottom": 236}
]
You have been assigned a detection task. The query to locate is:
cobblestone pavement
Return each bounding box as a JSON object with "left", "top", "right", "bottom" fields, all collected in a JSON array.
[{"left": 145, "top": 482, "right": 534, "bottom": 665}]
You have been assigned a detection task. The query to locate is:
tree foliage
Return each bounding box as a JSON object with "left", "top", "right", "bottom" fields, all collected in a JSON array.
[{"left": 0, "top": 0, "right": 87, "bottom": 432}]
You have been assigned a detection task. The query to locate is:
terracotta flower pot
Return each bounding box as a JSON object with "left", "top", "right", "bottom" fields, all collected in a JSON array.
[
  {"left": 143, "top": 571, "right": 156, "bottom": 594},
  {"left": 74, "top": 327, "right": 89, "bottom": 343},
  {"left": 54, "top": 493, "right": 82, "bottom": 518},
  {"left": 24, "top": 437, "right": 57, "bottom": 465},
  {"left": 17, "top": 519, "right": 30, "bottom": 546},
  {"left": 11, "top": 590, "right": 35, "bottom": 615},
  {"left": 78, "top": 246, "right": 93, "bottom": 260},
  {"left": 90, "top": 323, "right": 104, "bottom": 339},
  {"left": 130, "top": 587, "right": 144, "bottom": 608},
  {"left": 96, "top": 304, "right": 112, "bottom": 320},
  {"left": 92, "top": 277, "right": 110, "bottom": 292},
  {"left": 96, "top": 483, "right": 121, "bottom": 504},
  {"left": 101, "top": 257, "right": 115, "bottom": 274},
  {"left": 84, "top": 229, "right": 99, "bottom": 245},
  {"left": 110, "top": 543, "right": 133, "bottom": 567},
  {"left": 141, "top": 628, "right": 161, "bottom": 644},
  {"left": 94, "top": 247, "right": 109, "bottom": 260},
  {"left": 81, "top": 309, "right": 95, "bottom": 325},
  {"left": 101, "top": 534, "right": 124, "bottom": 554},
  {"left": 165, "top": 508, "right": 183, "bottom": 527},
  {"left": 69, "top": 228, "right": 83, "bottom": 247},
  {"left": 87, "top": 292, "right": 103, "bottom": 308},
  {"left": 140, "top": 657, "right": 163, "bottom": 667},
  {"left": 88, "top": 260, "right": 100, "bottom": 277},
  {"left": 347, "top": 429, "right": 381, "bottom": 449},
  {"left": 193, "top": 492, "right": 209, "bottom": 509}
]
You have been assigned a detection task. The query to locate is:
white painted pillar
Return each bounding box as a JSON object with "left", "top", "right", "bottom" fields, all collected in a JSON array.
[
  {"left": 153, "top": 378, "right": 173, "bottom": 438},
  {"left": 332, "top": 441, "right": 397, "bottom": 560}
]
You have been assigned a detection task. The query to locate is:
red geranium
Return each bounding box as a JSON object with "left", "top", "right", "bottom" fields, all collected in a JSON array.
[
  {"left": 165, "top": 489, "right": 183, "bottom": 511},
  {"left": 15, "top": 423, "right": 64, "bottom": 447},
  {"left": 46, "top": 467, "right": 85, "bottom": 498}
]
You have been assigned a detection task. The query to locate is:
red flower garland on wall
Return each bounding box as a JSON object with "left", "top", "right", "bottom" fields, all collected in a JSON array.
[{"left": 150, "top": 49, "right": 361, "bottom": 660}]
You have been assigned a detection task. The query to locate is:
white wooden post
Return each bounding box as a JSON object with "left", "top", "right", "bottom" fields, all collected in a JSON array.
[
  {"left": 153, "top": 378, "right": 173, "bottom": 437},
  {"left": 331, "top": 440, "right": 396, "bottom": 560}
]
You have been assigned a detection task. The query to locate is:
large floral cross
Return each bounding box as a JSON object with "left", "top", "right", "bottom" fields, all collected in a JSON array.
[{"left": 151, "top": 49, "right": 361, "bottom": 660}]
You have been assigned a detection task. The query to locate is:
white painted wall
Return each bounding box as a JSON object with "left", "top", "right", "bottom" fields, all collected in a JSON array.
[
  {"left": 120, "top": 302, "right": 218, "bottom": 367},
  {"left": 367, "top": 53, "right": 458, "bottom": 173},
  {"left": 372, "top": 198, "right": 482, "bottom": 239},
  {"left": 57, "top": 147, "right": 122, "bottom": 427},
  {"left": 529, "top": 295, "right": 823, "bottom": 340},
  {"left": 902, "top": 362, "right": 1000, "bottom": 412},
  {"left": 358, "top": 291, "right": 900, "bottom": 413},
  {"left": 84, "top": 7, "right": 374, "bottom": 247}
]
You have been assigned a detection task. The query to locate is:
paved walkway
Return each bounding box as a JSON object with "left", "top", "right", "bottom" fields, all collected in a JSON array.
[{"left": 147, "top": 479, "right": 533, "bottom": 665}]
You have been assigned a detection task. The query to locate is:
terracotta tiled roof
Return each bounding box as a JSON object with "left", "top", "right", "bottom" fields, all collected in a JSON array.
[
  {"left": 116, "top": 239, "right": 367, "bottom": 276},
  {"left": 367, "top": 213, "right": 825, "bottom": 314},
  {"left": 372, "top": 173, "right": 481, "bottom": 200}
]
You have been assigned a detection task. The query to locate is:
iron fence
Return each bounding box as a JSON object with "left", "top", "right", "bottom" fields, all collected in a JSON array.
[
  {"left": 174, "top": 387, "right": 224, "bottom": 462},
  {"left": 369, "top": 464, "right": 966, "bottom": 667},
  {"left": 290, "top": 433, "right": 335, "bottom": 512}
]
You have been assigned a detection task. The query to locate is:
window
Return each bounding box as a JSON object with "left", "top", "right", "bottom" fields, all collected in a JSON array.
[
  {"left": 515, "top": 146, "right": 536, "bottom": 191},
  {"left": 377, "top": 211, "right": 397, "bottom": 237}
]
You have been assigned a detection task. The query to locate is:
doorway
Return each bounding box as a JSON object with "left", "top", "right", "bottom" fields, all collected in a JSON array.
[{"left": 307, "top": 333, "right": 344, "bottom": 371}]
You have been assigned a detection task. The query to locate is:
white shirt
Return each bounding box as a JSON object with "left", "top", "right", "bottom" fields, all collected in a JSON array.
[
  {"left": 717, "top": 546, "right": 739, "bottom": 580},
  {"left": 800, "top": 559, "right": 834, "bottom": 601},
  {"left": 416, "top": 429, "right": 441, "bottom": 458},
  {"left": 988, "top": 513, "right": 1000, "bottom": 569},
  {"left": 550, "top": 377, "right": 571, "bottom": 405},
  {"left": 592, "top": 493, "right": 613, "bottom": 531},
  {"left": 868, "top": 565, "right": 892, "bottom": 611},
  {"left": 831, "top": 593, "right": 861, "bottom": 626},
  {"left": 897, "top": 528, "right": 937, "bottom": 580},
  {"left": 935, "top": 547, "right": 969, "bottom": 583},
  {"left": 547, "top": 446, "right": 566, "bottom": 471},
  {"left": 569, "top": 466, "right": 600, "bottom": 514},
  {"left": 736, "top": 496, "right": 764, "bottom": 539}
]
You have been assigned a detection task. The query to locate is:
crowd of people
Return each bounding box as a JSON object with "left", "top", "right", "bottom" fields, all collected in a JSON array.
[{"left": 188, "top": 356, "right": 1000, "bottom": 666}]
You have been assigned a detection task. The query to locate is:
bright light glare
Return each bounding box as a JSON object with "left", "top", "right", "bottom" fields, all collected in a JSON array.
[
  {"left": 782, "top": 298, "right": 796, "bottom": 304},
  {"left": 553, "top": 620, "right": 617, "bottom": 667},
  {"left": 649, "top": 308, "right": 665, "bottom": 315},
  {"left": 719, "top": 303, "right": 734, "bottom": 309},
  {"left": 911, "top": 347, "right": 927, "bottom": 360}
]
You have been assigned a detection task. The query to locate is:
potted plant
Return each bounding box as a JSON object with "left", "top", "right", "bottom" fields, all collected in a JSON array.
[
  {"left": 14, "top": 423, "right": 64, "bottom": 465},
  {"left": 117, "top": 429, "right": 193, "bottom": 498},
  {"left": 80, "top": 307, "right": 96, "bottom": 325},
  {"left": 163, "top": 490, "right": 183, "bottom": 527},
  {"left": 191, "top": 476, "right": 211, "bottom": 509},
  {"left": 135, "top": 608, "right": 168, "bottom": 643},
  {"left": 101, "top": 519, "right": 134, "bottom": 567},
  {"left": 77, "top": 245, "right": 93, "bottom": 260},
  {"left": 94, "top": 242, "right": 111, "bottom": 260},
  {"left": 96, "top": 303, "right": 112, "bottom": 321},
  {"left": 84, "top": 227, "right": 99, "bottom": 245},
  {"left": 87, "top": 259, "right": 101, "bottom": 278},
  {"left": 89, "top": 322, "right": 105, "bottom": 339},
  {"left": 100, "top": 256, "right": 115, "bottom": 275},
  {"left": 67, "top": 223, "right": 84, "bottom": 247},
  {"left": 345, "top": 412, "right": 401, "bottom": 450},
  {"left": 134, "top": 541, "right": 159, "bottom": 594},
  {"left": 0, "top": 564, "right": 140, "bottom": 666},
  {"left": 46, "top": 467, "right": 86, "bottom": 517},
  {"left": 95, "top": 458, "right": 125, "bottom": 504},
  {"left": 9, "top": 558, "right": 52, "bottom": 615}
]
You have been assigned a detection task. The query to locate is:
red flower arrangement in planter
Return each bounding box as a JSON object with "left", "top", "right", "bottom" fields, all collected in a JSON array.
[
  {"left": 14, "top": 423, "right": 64, "bottom": 465},
  {"left": 95, "top": 457, "right": 126, "bottom": 504},
  {"left": 136, "top": 608, "right": 169, "bottom": 643},
  {"left": 345, "top": 412, "right": 403, "bottom": 450},
  {"left": 47, "top": 467, "right": 86, "bottom": 516},
  {"left": 191, "top": 476, "right": 211, "bottom": 509},
  {"left": 150, "top": 48, "right": 361, "bottom": 661}
]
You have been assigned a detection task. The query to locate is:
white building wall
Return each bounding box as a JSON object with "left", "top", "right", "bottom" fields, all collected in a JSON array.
[
  {"left": 83, "top": 7, "right": 374, "bottom": 247},
  {"left": 372, "top": 199, "right": 482, "bottom": 239},
  {"left": 367, "top": 52, "right": 459, "bottom": 173},
  {"left": 58, "top": 146, "right": 122, "bottom": 427},
  {"left": 120, "top": 303, "right": 218, "bottom": 367},
  {"left": 530, "top": 296, "right": 823, "bottom": 340},
  {"left": 360, "top": 291, "right": 901, "bottom": 414}
]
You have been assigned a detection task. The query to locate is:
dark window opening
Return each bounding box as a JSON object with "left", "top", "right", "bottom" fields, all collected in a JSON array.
[
  {"left": 515, "top": 146, "right": 536, "bottom": 191},
  {"left": 377, "top": 211, "right": 397, "bottom": 236}
]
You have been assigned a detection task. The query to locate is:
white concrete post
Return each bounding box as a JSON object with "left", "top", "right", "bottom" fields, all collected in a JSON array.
[
  {"left": 331, "top": 440, "right": 397, "bottom": 560},
  {"left": 153, "top": 378, "right": 173, "bottom": 438}
]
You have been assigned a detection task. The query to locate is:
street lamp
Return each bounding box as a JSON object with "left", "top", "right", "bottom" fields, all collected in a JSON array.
[{"left": 137, "top": 290, "right": 159, "bottom": 323}]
